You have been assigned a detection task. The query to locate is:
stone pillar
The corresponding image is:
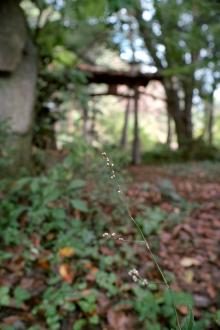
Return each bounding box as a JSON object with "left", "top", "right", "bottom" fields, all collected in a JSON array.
[{"left": 0, "top": 0, "right": 37, "bottom": 171}]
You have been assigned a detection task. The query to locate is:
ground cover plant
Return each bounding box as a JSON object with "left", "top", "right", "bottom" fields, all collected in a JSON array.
[{"left": 0, "top": 147, "right": 220, "bottom": 329}]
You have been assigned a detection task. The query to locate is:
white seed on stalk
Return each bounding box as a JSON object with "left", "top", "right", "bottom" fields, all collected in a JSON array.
[
  {"left": 141, "top": 279, "right": 149, "bottom": 286},
  {"left": 132, "top": 268, "right": 139, "bottom": 275},
  {"left": 132, "top": 275, "right": 138, "bottom": 282}
]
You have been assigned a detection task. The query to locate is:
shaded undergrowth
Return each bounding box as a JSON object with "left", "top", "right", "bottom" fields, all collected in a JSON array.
[{"left": 0, "top": 149, "right": 219, "bottom": 329}]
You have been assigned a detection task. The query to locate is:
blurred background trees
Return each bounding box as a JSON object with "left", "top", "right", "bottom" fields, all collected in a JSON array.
[{"left": 0, "top": 0, "right": 220, "bottom": 169}]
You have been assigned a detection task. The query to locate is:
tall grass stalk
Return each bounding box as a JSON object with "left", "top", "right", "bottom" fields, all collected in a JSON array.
[{"left": 101, "top": 152, "right": 182, "bottom": 330}]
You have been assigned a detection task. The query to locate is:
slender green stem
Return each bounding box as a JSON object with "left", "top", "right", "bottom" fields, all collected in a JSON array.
[
  {"left": 115, "top": 176, "right": 182, "bottom": 330},
  {"left": 119, "top": 192, "right": 182, "bottom": 330},
  {"left": 101, "top": 153, "right": 182, "bottom": 330}
]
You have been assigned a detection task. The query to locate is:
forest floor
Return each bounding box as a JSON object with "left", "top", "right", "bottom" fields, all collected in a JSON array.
[
  {"left": 128, "top": 163, "right": 220, "bottom": 317},
  {"left": 1, "top": 160, "right": 220, "bottom": 329}
]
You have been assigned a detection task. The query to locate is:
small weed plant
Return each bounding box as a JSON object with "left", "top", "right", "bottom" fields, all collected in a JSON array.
[{"left": 101, "top": 151, "right": 194, "bottom": 330}]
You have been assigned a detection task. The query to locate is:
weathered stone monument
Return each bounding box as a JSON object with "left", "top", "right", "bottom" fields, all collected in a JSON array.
[{"left": 0, "top": 0, "right": 37, "bottom": 170}]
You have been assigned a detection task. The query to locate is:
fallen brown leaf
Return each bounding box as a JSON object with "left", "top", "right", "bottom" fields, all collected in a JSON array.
[
  {"left": 107, "top": 309, "right": 135, "bottom": 330},
  {"left": 180, "top": 257, "right": 200, "bottom": 267},
  {"left": 59, "top": 264, "right": 74, "bottom": 284},
  {"left": 58, "top": 247, "right": 75, "bottom": 258}
]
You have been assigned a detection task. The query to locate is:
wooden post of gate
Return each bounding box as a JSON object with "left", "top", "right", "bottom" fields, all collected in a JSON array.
[{"left": 132, "top": 85, "right": 141, "bottom": 165}]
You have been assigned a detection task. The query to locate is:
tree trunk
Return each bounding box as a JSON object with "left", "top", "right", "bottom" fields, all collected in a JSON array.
[
  {"left": 132, "top": 86, "right": 140, "bottom": 165},
  {"left": 166, "top": 110, "right": 172, "bottom": 146},
  {"left": 183, "top": 80, "right": 194, "bottom": 142},
  {"left": 82, "top": 106, "right": 90, "bottom": 143},
  {"left": 90, "top": 105, "right": 98, "bottom": 141},
  {"left": 174, "top": 113, "right": 192, "bottom": 149},
  {"left": 205, "top": 93, "right": 214, "bottom": 145},
  {"left": 208, "top": 104, "right": 214, "bottom": 146},
  {"left": 120, "top": 97, "right": 131, "bottom": 148},
  {"left": 165, "top": 79, "right": 193, "bottom": 149}
]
